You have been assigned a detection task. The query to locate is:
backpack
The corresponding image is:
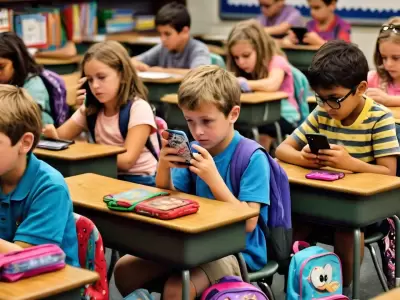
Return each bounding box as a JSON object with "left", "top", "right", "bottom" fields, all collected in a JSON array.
[
  {"left": 230, "top": 137, "right": 292, "bottom": 267},
  {"left": 87, "top": 100, "right": 165, "bottom": 160},
  {"left": 287, "top": 241, "right": 348, "bottom": 300},
  {"left": 39, "top": 69, "right": 69, "bottom": 126},
  {"left": 382, "top": 218, "right": 396, "bottom": 289},
  {"left": 290, "top": 66, "right": 310, "bottom": 123},
  {"left": 201, "top": 276, "right": 269, "bottom": 300},
  {"left": 74, "top": 213, "right": 109, "bottom": 300}
]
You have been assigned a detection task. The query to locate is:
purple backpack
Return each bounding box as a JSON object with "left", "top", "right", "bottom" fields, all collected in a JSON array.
[
  {"left": 39, "top": 69, "right": 69, "bottom": 126},
  {"left": 230, "top": 137, "right": 292, "bottom": 266},
  {"left": 201, "top": 276, "right": 268, "bottom": 300}
]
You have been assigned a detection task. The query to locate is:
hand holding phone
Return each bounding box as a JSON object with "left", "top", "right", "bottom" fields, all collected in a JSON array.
[
  {"left": 165, "top": 129, "right": 193, "bottom": 165},
  {"left": 305, "top": 133, "right": 330, "bottom": 155},
  {"left": 291, "top": 27, "right": 308, "bottom": 44}
]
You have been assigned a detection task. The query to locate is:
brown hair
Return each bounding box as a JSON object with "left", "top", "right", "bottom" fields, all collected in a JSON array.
[
  {"left": 374, "top": 17, "right": 400, "bottom": 89},
  {"left": 0, "top": 85, "right": 41, "bottom": 152},
  {"left": 81, "top": 41, "right": 148, "bottom": 115},
  {"left": 226, "top": 19, "right": 283, "bottom": 80},
  {"left": 178, "top": 65, "right": 241, "bottom": 117}
]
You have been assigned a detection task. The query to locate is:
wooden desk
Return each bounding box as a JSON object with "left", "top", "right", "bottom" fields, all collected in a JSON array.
[
  {"left": 36, "top": 55, "right": 83, "bottom": 75},
  {"left": 389, "top": 107, "right": 400, "bottom": 124},
  {"left": 278, "top": 161, "right": 400, "bottom": 299},
  {"left": 373, "top": 287, "right": 400, "bottom": 299},
  {"left": 34, "top": 142, "right": 126, "bottom": 178},
  {"left": 307, "top": 95, "right": 317, "bottom": 111},
  {"left": 281, "top": 44, "right": 319, "bottom": 74},
  {"left": 161, "top": 92, "right": 287, "bottom": 141},
  {"left": 61, "top": 72, "right": 81, "bottom": 106},
  {"left": 66, "top": 173, "right": 258, "bottom": 300},
  {"left": 0, "top": 265, "right": 99, "bottom": 300},
  {"left": 106, "top": 32, "right": 160, "bottom": 56}
]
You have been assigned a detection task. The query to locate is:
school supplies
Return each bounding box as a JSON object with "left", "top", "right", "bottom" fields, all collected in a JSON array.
[
  {"left": 137, "top": 72, "right": 172, "bottom": 80},
  {"left": 306, "top": 170, "right": 345, "bottom": 181},
  {"left": 0, "top": 244, "right": 65, "bottom": 282},
  {"left": 104, "top": 188, "right": 169, "bottom": 210},
  {"left": 287, "top": 241, "right": 348, "bottom": 300}
]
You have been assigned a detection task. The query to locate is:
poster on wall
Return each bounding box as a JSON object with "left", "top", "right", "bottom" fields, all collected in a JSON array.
[{"left": 220, "top": 0, "right": 400, "bottom": 24}]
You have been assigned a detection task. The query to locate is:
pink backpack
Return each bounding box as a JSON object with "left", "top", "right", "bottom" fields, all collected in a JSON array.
[
  {"left": 0, "top": 244, "right": 65, "bottom": 282},
  {"left": 201, "top": 276, "right": 269, "bottom": 300}
]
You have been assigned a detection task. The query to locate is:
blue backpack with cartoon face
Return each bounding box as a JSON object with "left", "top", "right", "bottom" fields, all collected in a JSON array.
[{"left": 287, "top": 242, "right": 348, "bottom": 300}]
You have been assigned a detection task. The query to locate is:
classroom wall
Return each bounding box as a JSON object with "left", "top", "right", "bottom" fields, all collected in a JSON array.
[{"left": 187, "top": 0, "right": 380, "bottom": 68}]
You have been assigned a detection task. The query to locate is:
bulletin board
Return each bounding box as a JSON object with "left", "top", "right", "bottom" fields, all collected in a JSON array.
[{"left": 220, "top": 0, "right": 400, "bottom": 24}]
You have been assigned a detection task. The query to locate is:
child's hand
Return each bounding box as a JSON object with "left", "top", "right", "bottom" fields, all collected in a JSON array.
[
  {"left": 158, "top": 131, "right": 188, "bottom": 169},
  {"left": 237, "top": 77, "right": 252, "bottom": 93},
  {"left": 42, "top": 124, "right": 59, "bottom": 139},
  {"left": 366, "top": 88, "right": 389, "bottom": 106},
  {"left": 300, "top": 144, "right": 322, "bottom": 168},
  {"left": 131, "top": 59, "right": 150, "bottom": 72},
  {"left": 317, "top": 144, "right": 356, "bottom": 171},
  {"left": 189, "top": 144, "right": 221, "bottom": 185},
  {"left": 303, "top": 32, "right": 325, "bottom": 46},
  {"left": 76, "top": 77, "right": 87, "bottom": 106},
  {"left": 284, "top": 30, "right": 298, "bottom": 45}
]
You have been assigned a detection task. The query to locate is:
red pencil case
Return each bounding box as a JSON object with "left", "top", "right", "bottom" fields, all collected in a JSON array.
[{"left": 134, "top": 196, "right": 199, "bottom": 220}]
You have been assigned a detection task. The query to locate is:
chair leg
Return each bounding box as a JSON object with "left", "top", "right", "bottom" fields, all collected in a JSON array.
[
  {"left": 258, "top": 281, "right": 276, "bottom": 300},
  {"left": 368, "top": 244, "right": 389, "bottom": 292},
  {"left": 107, "top": 249, "right": 118, "bottom": 283}
]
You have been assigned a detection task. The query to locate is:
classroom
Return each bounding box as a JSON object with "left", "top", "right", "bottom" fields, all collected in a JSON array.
[{"left": 0, "top": 0, "right": 400, "bottom": 299}]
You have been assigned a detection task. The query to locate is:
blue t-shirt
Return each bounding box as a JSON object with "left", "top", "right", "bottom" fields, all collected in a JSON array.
[
  {"left": 172, "top": 131, "right": 270, "bottom": 271},
  {"left": 0, "top": 154, "right": 79, "bottom": 267}
]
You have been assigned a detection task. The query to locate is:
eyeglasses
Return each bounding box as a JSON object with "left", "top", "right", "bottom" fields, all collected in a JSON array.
[
  {"left": 380, "top": 24, "right": 400, "bottom": 34},
  {"left": 315, "top": 86, "right": 357, "bottom": 109}
]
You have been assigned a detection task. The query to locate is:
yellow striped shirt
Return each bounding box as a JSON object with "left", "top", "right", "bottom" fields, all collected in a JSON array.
[{"left": 292, "top": 97, "right": 400, "bottom": 163}]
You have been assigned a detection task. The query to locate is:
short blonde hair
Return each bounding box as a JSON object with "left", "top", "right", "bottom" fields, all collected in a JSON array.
[
  {"left": 0, "top": 85, "right": 42, "bottom": 151},
  {"left": 178, "top": 65, "right": 241, "bottom": 116}
]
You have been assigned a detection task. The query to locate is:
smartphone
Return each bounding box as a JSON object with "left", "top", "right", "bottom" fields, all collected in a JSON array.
[
  {"left": 292, "top": 27, "right": 308, "bottom": 44},
  {"left": 37, "top": 137, "right": 74, "bottom": 151},
  {"left": 306, "top": 170, "right": 345, "bottom": 181},
  {"left": 305, "top": 133, "right": 330, "bottom": 155},
  {"left": 165, "top": 129, "right": 193, "bottom": 164}
]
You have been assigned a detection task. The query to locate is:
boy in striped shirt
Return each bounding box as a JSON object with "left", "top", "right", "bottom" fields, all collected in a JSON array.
[{"left": 276, "top": 40, "right": 400, "bottom": 292}]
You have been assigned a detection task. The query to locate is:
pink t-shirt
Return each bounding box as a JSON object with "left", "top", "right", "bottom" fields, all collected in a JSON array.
[
  {"left": 71, "top": 98, "right": 158, "bottom": 176},
  {"left": 368, "top": 70, "right": 400, "bottom": 95},
  {"left": 268, "top": 55, "right": 299, "bottom": 123}
]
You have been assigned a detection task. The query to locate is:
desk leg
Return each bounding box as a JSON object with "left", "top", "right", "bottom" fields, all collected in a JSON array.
[
  {"left": 394, "top": 215, "right": 400, "bottom": 287},
  {"left": 352, "top": 228, "right": 361, "bottom": 300},
  {"left": 252, "top": 127, "right": 260, "bottom": 142},
  {"left": 182, "top": 270, "right": 190, "bottom": 300}
]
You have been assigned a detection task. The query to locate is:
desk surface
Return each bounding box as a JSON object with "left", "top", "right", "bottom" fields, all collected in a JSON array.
[
  {"left": 281, "top": 44, "right": 320, "bottom": 51},
  {"left": 66, "top": 173, "right": 258, "bottom": 234},
  {"left": 0, "top": 265, "right": 99, "bottom": 300},
  {"left": 373, "top": 288, "right": 400, "bottom": 299},
  {"left": 106, "top": 32, "right": 160, "bottom": 45},
  {"left": 34, "top": 142, "right": 126, "bottom": 161},
  {"left": 161, "top": 91, "right": 288, "bottom": 105},
  {"left": 139, "top": 71, "right": 184, "bottom": 84},
  {"left": 279, "top": 161, "right": 400, "bottom": 196},
  {"left": 389, "top": 107, "right": 400, "bottom": 123},
  {"left": 35, "top": 55, "right": 83, "bottom": 65},
  {"left": 307, "top": 96, "right": 316, "bottom": 103}
]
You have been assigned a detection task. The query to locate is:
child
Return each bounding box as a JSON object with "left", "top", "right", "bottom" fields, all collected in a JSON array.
[
  {"left": 43, "top": 41, "right": 158, "bottom": 186},
  {"left": 226, "top": 19, "right": 300, "bottom": 151},
  {"left": 257, "top": 0, "right": 303, "bottom": 36},
  {"left": 114, "top": 65, "right": 270, "bottom": 299},
  {"left": 0, "top": 85, "right": 79, "bottom": 267},
  {"left": 275, "top": 40, "right": 400, "bottom": 290},
  {"left": 367, "top": 17, "right": 400, "bottom": 106},
  {"left": 303, "top": 0, "right": 351, "bottom": 46},
  {"left": 131, "top": 2, "right": 211, "bottom": 74},
  {"left": 0, "top": 32, "right": 54, "bottom": 125}
]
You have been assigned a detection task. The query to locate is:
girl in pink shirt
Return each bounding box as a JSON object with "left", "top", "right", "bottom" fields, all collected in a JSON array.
[
  {"left": 367, "top": 17, "right": 400, "bottom": 106},
  {"left": 226, "top": 19, "right": 300, "bottom": 151},
  {"left": 43, "top": 41, "right": 158, "bottom": 186}
]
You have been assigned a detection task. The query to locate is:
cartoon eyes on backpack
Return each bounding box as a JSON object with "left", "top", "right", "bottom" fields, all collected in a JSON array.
[{"left": 310, "top": 264, "right": 339, "bottom": 293}]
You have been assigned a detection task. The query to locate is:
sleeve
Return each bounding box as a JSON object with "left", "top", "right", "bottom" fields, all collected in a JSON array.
[
  {"left": 23, "top": 76, "right": 49, "bottom": 110},
  {"left": 70, "top": 105, "right": 88, "bottom": 129},
  {"left": 290, "top": 108, "right": 320, "bottom": 148},
  {"left": 285, "top": 9, "right": 304, "bottom": 27},
  {"left": 189, "top": 44, "right": 211, "bottom": 68},
  {"left": 368, "top": 70, "right": 380, "bottom": 89},
  {"left": 372, "top": 112, "right": 400, "bottom": 158},
  {"left": 269, "top": 55, "right": 290, "bottom": 73},
  {"left": 136, "top": 44, "right": 162, "bottom": 66},
  {"left": 337, "top": 22, "right": 351, "bottom": 42},
  {"left": 128, "top": 99, "right": 157, "bottom": 133},
  {"left": 238, "top": 150, "right": 270, "bottom": 206},
  {"left": 14, "top": 184, "right": 72, "bottom": 246},
  {"left": 171, "top": 168, "right": 194, "bottom": 194}
]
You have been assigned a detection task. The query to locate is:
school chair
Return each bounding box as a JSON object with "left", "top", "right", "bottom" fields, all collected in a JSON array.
[{"left": 210, "top": 52, "right": 226, "bottom": 69}]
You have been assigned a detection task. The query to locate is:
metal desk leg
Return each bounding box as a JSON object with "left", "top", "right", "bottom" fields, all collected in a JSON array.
[
  {"left": 182, "top": 270, "right": 190, "bottom": 300},
  {"left": 393, "top": 215, "right": 400, "bottom": 287},
  {"left": 274, "top": 121, "right": 283, "bottom": 144},
  {"left": 252, "top": 127, "right": 260, "bottom": 142},
  {"left": 352, "top": 228, "right": 361, "bottom": 300}
]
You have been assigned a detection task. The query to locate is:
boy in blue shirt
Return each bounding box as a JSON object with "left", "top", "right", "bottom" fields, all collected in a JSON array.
[
  {"left": 0, "top": 85, "right": 79, "bottom": 267},
  {"left": 114, "top": 65, "right": 270, "bottom": 299}
]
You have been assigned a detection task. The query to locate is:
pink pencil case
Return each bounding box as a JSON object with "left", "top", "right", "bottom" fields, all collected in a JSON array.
[{"left": 0, "top": 244, "right": 66, "bottom": 282}]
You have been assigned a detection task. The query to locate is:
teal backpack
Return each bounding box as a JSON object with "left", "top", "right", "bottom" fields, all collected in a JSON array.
[{"left": 291, "top": 66, "right": 310, "bottom": 123}]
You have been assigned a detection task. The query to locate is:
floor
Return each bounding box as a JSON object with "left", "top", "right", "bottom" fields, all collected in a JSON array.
[{"left": 107, "top": 243, "right": 387, "bottom": 300}]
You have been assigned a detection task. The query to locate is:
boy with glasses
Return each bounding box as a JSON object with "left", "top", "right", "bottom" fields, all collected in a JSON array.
[
  {"left": 276, "top": 40, "right": 400, "bottom": 293},
  {"left": 257, "top": 0, "right": 303, "bottom": 36}
]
